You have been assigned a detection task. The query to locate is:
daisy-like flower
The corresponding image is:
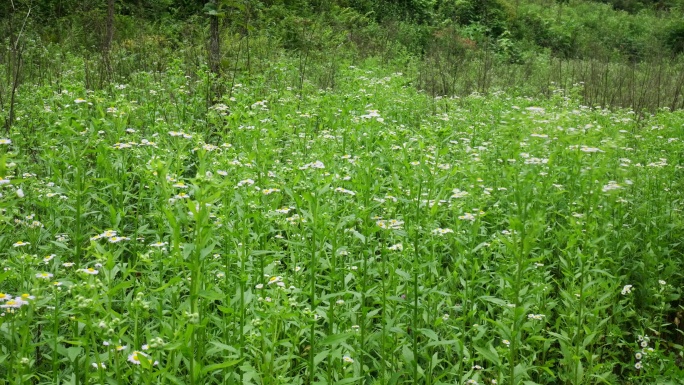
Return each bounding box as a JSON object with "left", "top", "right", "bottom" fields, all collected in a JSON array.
[
  {"left": 139, "top": 139, "right": 157, "bottom": 147},
  {"left": 149, "top": 241, "right": 167, "bottom": 248},
  {"left": 237, "top": 179, "right": 255, "bottom": 187},
  {"left": 91, "top": 362, "right": 106, "bottom": 369},
  {"left": 1, "top": 298, "right": 26, "bottom": 308},
  {"left": 0, "top": 293, "right": 10, "bottom": 302},
  {"left": 431, "top": 228, "right": 454, "bottom": 236},
  {"left": 285, "top": 214, "right": 306, "bottom": 224},
  {"left": 376, "top": 219, "right": 404, "bottom": 230},
  {"left": 62, "top": 262, "right": 75, "bottom": 267},
  {"left": 35, "top": 272, "right": 54, "bottom": 279},
  {"left": 621, "top": 284, "right": 633, "bottom": 295},
  {"left": 79, "top": 268, "right": 99, "bottom": 275},
  {"left": 450, "top": 188, "right": 469, "bottom": 199},
  {"left": 128, "top": 351, "right": 149, "bottom": 365},
  {"left": 299, "top": 161, "right": 325, "bottom": 170},
  {"left": 112, "top": 142, "right": 133, "bottom": 150},
  {"left": 602, "top": 181, "right": 622, "bottom": 193},
  {"left": 342, "top": 355, "right": 354, "bottom": 364},
  {"left": 0, "top": 138, "right": 11, "bottom": 145},
  {"left": 334, "top": 187, "right": 356, "bottom": 196},
  {"left": 579, "top": 145, "right": 603, "bottom": 153},
  {"left": 74, "top": 98, "right": 87, "bottom": 104},
  {"left": 102, "top": 230, "right": 117, "bottom": 238},
  {"left": 635, "top": 362, "right": 642, "bottom": 370},
  {"left": 20, "top": 293, "right": 35, "bottom": 301},
  {"left": 388, "top": 243, "right": 403, "bottom": 251},
  {"left": 12, "top": 241, "right": 30, "bottom": 247},
  {"left": 44, "top": 254, "right": 56, "bottom": 263},
  {"left": 108, "top": 236, "right": 129, "bottom": 243}
]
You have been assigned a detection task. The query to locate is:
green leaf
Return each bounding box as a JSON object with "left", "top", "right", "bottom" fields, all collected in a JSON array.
[
  {"left": 336, "top": 378, "right": 363, "bottom": 385},
  {"left": 474, "top": 344, "right": 500, "bottom": 366},
  {"left": 479, "top": 295, "right": 508, "bottom": 307},
  {"left": 582, "top": 332, "right": 597, "bottom": 348},
  {"left": 319, "top": 333, "right": 352, "bottom": 346},
  {"left": 427, "top": 339, "right": 460, "bottom": 348},
  {"left": 388, "top": 372, "right": 402, "bottom": 385},
  {"left": 153, "top": 276, "right": 182, "bottom": 292},
  {"left": 162, "top": 373, "right": 185, "bottom": 385},
  {"left": 547, "top": 331, "right": 571, "bottom": 343},
  {"left": 417, "top": 328, "right": 439, "bottom": 341},
  {"left": 198, "top": 289, "right": 224, "bottom": 302},
  {"left": 349, "top": 229, "right": 365, "bottom": 243},
  {"left": 201, "top": 359, "right": 242, "bottom": 375},
  {"left": 66, "top": 347, "right": 83, "bottom": 362},
  {"left": 208, "top": 341, "right": 238, "bottom": 353},
  {"left": 202, "top": 2, "right": 217, "bottom": 13},
  {"left": 313, "top": 350, "right": 328, "bottom": 366},
  {"left": 107, "top": 280, "right": 133, "bottom": 296},
  {"left": 395, "top": 268, "right": 411, "bottom": 280},
  {"left": 401, "top": 345, "right": 415, "bottom": 365}
]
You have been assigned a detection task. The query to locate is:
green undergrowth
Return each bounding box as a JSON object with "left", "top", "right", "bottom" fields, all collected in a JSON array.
[{"left": 0, "top": 57, "right": 683, "bottom": 384}]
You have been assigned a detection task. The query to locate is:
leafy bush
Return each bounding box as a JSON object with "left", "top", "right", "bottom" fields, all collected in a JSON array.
[{"left": 665, "top": 21, "right": 684, "bottom": 54}]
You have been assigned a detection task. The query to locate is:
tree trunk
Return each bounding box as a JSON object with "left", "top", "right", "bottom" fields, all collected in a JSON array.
[
  {"left": 4, "top": 2, "right": 29, "bottom": 134},
  {"left": 209, "top": 0, "right": 220, "bottom": 77},
  {"left": 105, "top": 0, "right": 114, "bottom": 53},
  {"left": 103, "top": 0, "right": 115, "bottom": 78}
]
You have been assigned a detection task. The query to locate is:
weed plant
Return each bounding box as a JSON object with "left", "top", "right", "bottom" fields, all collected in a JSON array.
[{"left": 0, "top": 56, "right": 683, "bottom": 384}]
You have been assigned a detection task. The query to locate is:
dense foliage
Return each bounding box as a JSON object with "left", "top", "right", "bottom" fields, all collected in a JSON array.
[
  {"left": 1, "top": 1, "right": 683, "bottom": 384},
  {"left": 0, "top": 54, "right": 683, "bottom": 385},
  {"left": 2, "top": 0, "right": 684, "bottom": 60}
]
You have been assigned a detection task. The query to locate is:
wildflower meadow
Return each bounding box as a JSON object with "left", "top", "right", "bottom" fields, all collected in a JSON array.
[{"left": 1, "top": 57, "right": 683, "bottom": 384}]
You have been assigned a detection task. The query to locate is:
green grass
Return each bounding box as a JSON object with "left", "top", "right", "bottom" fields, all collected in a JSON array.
[{"left": 0, "top": 56, "right": 683, "bottom": 385}]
